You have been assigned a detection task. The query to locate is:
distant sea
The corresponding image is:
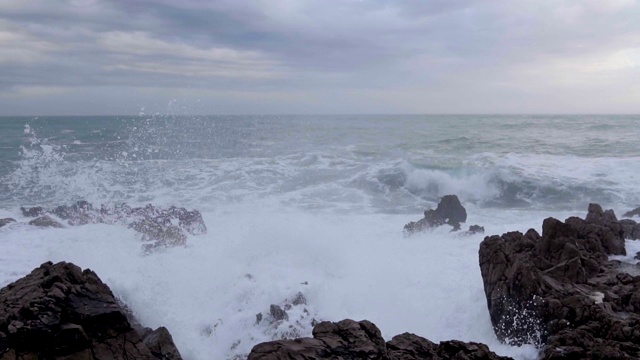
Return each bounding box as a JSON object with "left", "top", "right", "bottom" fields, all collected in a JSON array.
[{"left": 1, "top": 115, "right": 639, "bottom": 359}]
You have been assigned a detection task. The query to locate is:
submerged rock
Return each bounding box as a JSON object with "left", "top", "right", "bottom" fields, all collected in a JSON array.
[
  {"left": 0, "top": 261, "right": 182, "bottom": 360},
  {"left": 623, "top": 206, "right": 640, "bottom": 218},
  {"left": 404, "top": 195, "right": 474, "bottom": 235},
  {"left": 479, "top": 203, "right": 640, "bottom": 358},
  {"left": 28, "top": 215, "right": 64, "bottom": 228},
  {"left": 0, "top": 218, "right": 16, "bottom": 228},
  {"left": 20, "top": 201, "right": 206, "bottom": 250},
  {"left": 247, "top": 319, "right": 511, "bottom": 360}
]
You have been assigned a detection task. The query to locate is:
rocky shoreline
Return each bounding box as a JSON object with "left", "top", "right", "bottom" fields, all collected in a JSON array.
[{"left": 2, "top": 198, "right": 640, "bottom": 359}]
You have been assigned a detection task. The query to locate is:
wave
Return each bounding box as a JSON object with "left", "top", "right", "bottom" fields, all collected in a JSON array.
[{"left": 3, "top": 122, "right": 639, "bottom": 214}]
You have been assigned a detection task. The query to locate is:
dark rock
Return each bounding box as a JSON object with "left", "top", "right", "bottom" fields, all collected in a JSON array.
[
  {"left": 142, "top": 327, "right": 182, "bottom": 360},
  {"left": 28, "top": 215, "right": 64, "bottom": 228},
  {"left": 0, "top": 261, "right": 182, "bottom": 360},
  {"left": 248, "top": 319, "right": 388, "bottom": 360},
  {"left": 479, "top": 204, "right": 640, "bottom": 358},
  {"left": 435, "top": 194, "right": 467, "bottom": 225},
  {"left": 0, "top": 218, "right": 16, "bottom": 228},
  {"left": 619, "top": 219, "right": 640, "bottom": 240},
  {"left": 269, "top": 305, "right": 288, "bottom": 322},
  {"left": 20, "top": 206, "right": 43, "bottom": 217},
  {"left": 248, "top": 319, "right": 511, "bottom": 360},
  {"left": 623, "top": 206, "right": 640, "bottom": 218},
  {"left": 404, "top": 195, "right": 472, "bottom": 235},
  {"left": 291, "top": 292, "right": 306, "bottom": 306}
]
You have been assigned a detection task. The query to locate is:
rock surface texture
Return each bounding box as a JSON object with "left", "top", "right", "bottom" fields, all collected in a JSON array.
[
  {"left": 20, "top": 201, "right": 206, "bottom": 250},
  {"left": 0, "top": 261, "right": 182, "bottom": 360},
  {"left": 479, "top": 204, "right": 640, "bottom": 359},
  {"left": 248, "top": 319, "right": 512, "bottom": 360}
]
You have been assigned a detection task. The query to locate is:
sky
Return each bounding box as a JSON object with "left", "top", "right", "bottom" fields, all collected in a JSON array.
[{"left": 0, "top": 0, "right": 639, "bottom": 115}]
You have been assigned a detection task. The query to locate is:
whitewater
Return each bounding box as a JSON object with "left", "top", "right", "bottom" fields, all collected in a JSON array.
[{"left": 1, "top": 115, "right": 639, "bottom": 359}]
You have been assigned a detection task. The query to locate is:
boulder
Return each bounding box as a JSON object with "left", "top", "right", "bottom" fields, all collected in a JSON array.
[
  {"left": 28, "top": 215, "right": 64, "bottom": 228},
  {"left": 248, "top": 319, "right": 511, "bottom": 360},
  {"left": 479, "top": 204, "right": 640, "bottom": 358},
  {"left": 0, "top": 218, "right": 16, "bottom": 228},
  {"left": 0, "top": 261, "right": 182, "bottom": 360},
  {"left": 404, "top": 195, "right": 472, "bottom": 235}
]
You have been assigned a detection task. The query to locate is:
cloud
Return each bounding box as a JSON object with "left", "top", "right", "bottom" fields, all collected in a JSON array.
[{"left": 0, "top": 0, "right": 639, "bottom": 114}]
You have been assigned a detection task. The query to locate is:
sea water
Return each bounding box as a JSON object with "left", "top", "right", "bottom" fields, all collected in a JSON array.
[{"left": 1, "top": 115, "right": 639, "bottom": 359}]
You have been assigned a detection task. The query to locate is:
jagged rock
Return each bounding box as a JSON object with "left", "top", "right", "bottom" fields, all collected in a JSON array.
[
  {"left": 19, "top": 201, "right": 206, "bottom": 250},
  {"left": 404, "top": 195, "right": 473, "bottom": 234},
  {"left": 0, "top": 218, "right": 16, "bottom": 228},
  {"left": 0, "top": 261, "right": 182, "bottom": 360},
  {"left": 248, "top": 319, "right": 511, "bottom": 360},
  {"left": 623, "top": 206, "right": 640, "bottom": 218},
  {"left": 130, "top": 219, "right": 187, "bottom": 250},
  {"left": 479, "top": 204, "right": 640, "bottom": 358},
  {"left": 28, "top": 215, "right": 64, "bottom": 228},
  {"left": 248, "top": 319, "right": 388, "bottom": 360}
]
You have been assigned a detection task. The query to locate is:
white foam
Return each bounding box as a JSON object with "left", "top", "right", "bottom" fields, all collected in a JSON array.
[{"left": 0, "top": 203, "right": 542, "bottom": 360}]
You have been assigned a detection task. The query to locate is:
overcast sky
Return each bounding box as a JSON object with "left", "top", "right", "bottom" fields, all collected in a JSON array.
[{"left": 1, "top": 0, "right": 639, "bottom": 115}]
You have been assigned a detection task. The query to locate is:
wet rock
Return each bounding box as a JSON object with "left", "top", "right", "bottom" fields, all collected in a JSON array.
[
  {"left": 20, "top": 206, "right": 43, "bottom": 217},
  {"left": 28, "top": 215, "right": 64, "bottom": 228},
  {"left": 130, "top": 219, "right": 187, "bottom": 250},
  {"left": 619, "top": 219, "right": 640, "bottom": 240},
  {"left": 461, "top": 224, "right": 485, "bottom": 236},
  {"left": 479, "top": 203, "right": 640, "bottom": 358},
  {"left": 248, "top": 319, "right": 511, "bottom": 360},
  {"left": 0, "top": 261, "right": 182, "bottom": 360},
  {"left": 19, "top": 201, "right": 206, "bottom": 251},
  {"left": 623, "top": 206, "right": 640, "bottom": 218},
  {"left": 269, "top": 305, "right": 288, "bottom": 322},
  {"left": 435, "top": 194, "right": 467, "bottom": 225},
  {"left": 404, "top": 195, "right": 474, "bottom": 235},
  {"left": 248, "top": 319, "right": 388, "bottom": 360},
  {"left": 0, "top": 218, "right": 16, "bottom": 228}
]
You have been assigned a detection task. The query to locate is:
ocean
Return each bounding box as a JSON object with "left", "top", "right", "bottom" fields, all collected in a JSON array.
[{"left": 1, "top": 115, "right": 639, "bottom": 359}]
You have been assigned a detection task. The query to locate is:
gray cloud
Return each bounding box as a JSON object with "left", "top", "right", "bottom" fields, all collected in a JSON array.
[{"left": 1, "top": 0, "right": 639, "bottom": 114}]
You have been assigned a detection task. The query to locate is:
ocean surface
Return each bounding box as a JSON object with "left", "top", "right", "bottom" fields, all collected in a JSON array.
[{"left": 1, "top": 115, "right": 640, "bottom": 359}]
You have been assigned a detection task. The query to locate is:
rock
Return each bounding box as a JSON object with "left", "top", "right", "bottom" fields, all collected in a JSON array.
[
  {"left": 619, "top": 219, "right": 640, "bottom": 240},
  {"left": 435, "top": 194, "right": 467, "bottom": 225},
  {"left": 404, "top": 195, "right": 473, "bottom": 235},
  {"left": 248, "top": 319, "right": 389, "bottom": 360},
  {"left": 142, "top": 327, "right": 182, "bottom": 360},
  {"left": 269, "top": 305, "right": 288, "bottom": 322},
  {"left": 479, "top": 204, "right": 640, "bottom": 358},
  {"left": 461, "top": 224, "right": 485, "bottom": 236},
  {"left": 0, "top": 261, "right": 182, "bottom": 360},
  {"left": 20, "top": 206, "right": 44, "bottom": 217},
  {"left": 19, "top": 201, "right": 206, "bottom": 251},
  {"left": 0, "top": 218, "right": 16, "bottom": 228},
  {"left": 248, "top": 319, "right": 511, "bottom": 360},
  {"left": 623, "top": 206, "right": 640, "bottom": 218},
  {"left": 28, "top": 215, "right": 64, "bottom": 228},
  {"left": 130, "top": 219, "right": 187, "bottom": 250}
]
